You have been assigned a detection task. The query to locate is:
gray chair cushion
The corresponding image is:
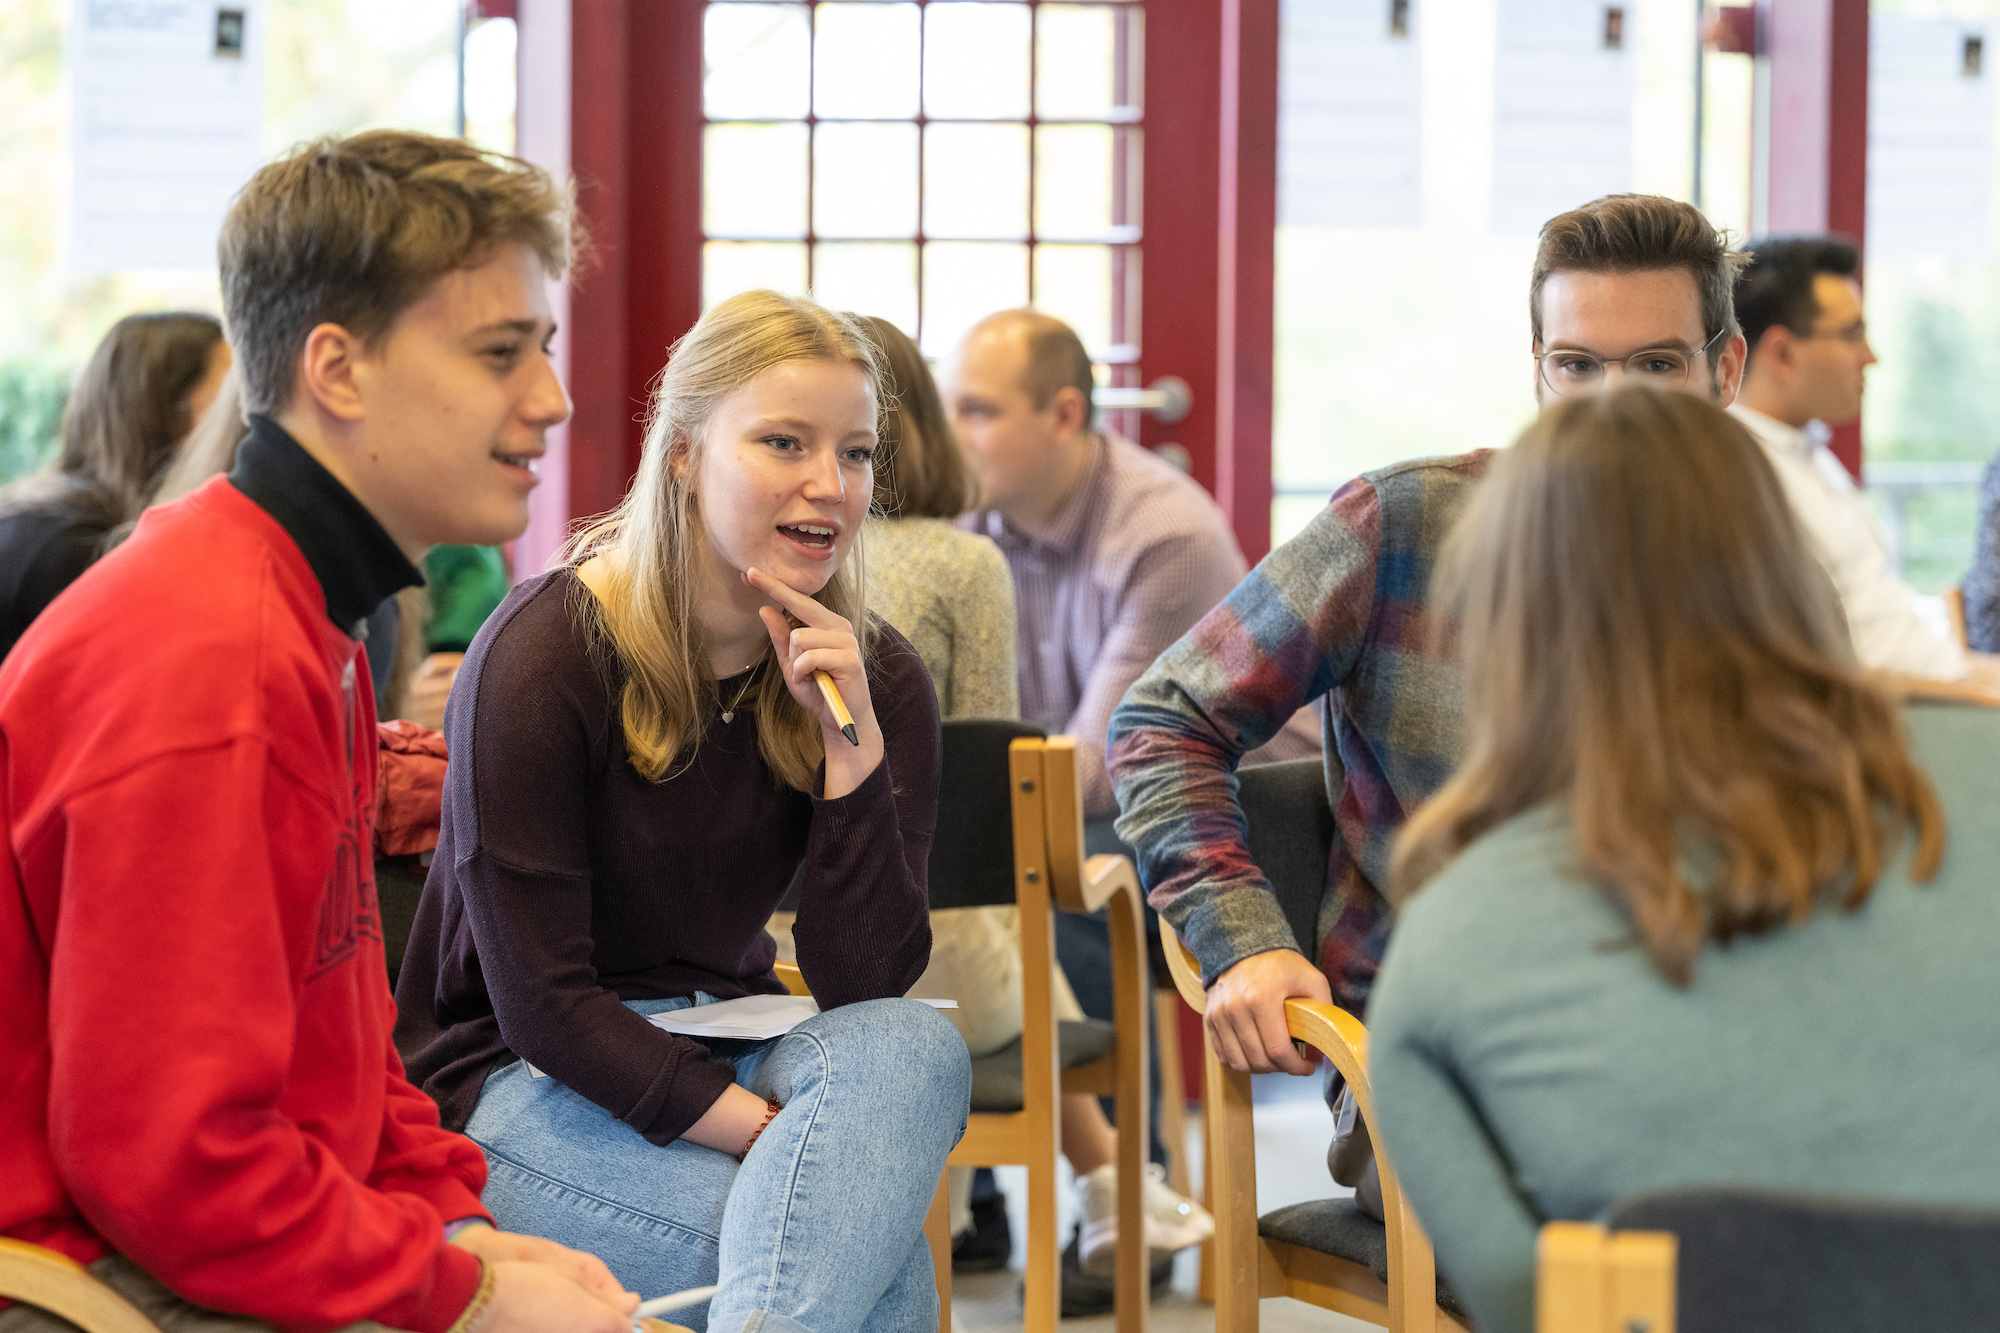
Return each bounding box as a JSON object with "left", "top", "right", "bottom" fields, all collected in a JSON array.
[
  {"left": 1259, "top": 1199, "right": 1465, "bottom": 1317},
  {"left": 1611, "top": 1186, "right": 2000, "bottom": 1333},
  {"left": 969, "top": 1018, "right": 1117, "bottom": 1112}
]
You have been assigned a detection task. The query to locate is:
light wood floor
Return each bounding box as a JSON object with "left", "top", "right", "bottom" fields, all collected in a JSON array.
[{"left": 950, "top": 1072, "right": 1380, "bottom": 1333}]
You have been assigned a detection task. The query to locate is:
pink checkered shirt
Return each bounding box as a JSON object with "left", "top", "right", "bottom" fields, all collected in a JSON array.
[{"left": 964, "top": 433, "right": 1276, "bottom": 818}]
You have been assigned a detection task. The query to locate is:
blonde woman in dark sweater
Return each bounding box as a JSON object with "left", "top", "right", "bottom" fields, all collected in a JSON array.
[{"left": 396, "top": 292, "right": 970, "bottom": 1333}]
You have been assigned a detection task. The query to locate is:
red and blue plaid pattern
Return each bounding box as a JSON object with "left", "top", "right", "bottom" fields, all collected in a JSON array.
[{"left": 1108, "top": 450, "right": 1492, "bottom": 1011}]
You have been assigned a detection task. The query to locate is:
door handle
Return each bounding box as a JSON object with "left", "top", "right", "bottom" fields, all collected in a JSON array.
[{"left": 1092, "top": 375, "right": 1192, "bottom": 424}]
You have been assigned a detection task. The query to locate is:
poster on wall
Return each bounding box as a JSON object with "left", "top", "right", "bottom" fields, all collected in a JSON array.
[
  {"left": 1279, "top": 0, "right": 1423, "bottom": 228},
  {"left": 70, "top": 1, "right": 266, "bottom": 273},
  {"left": 1868, "top": 16, "right": 1993, "bottom": 262},
  {"left": 1490, "top": 0, "right": 1633, "bottom": 235}
]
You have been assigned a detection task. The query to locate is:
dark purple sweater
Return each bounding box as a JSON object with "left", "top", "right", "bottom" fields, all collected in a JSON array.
[{"left": 394, "top": 568, "right": 939, "bottom": 1144}]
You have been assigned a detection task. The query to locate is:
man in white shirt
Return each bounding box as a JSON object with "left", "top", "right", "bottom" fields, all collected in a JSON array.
[{"left": 1729, "top": 237, "right": 1968, "bottom": 680}]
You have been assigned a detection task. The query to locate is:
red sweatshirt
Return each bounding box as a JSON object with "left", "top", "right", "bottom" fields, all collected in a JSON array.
[{"left": 0, "top": 474, "right": 489, "bottom": 1332}]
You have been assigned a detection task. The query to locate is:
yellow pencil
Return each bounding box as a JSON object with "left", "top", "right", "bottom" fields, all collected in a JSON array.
[{"left": 814, "top": 670, "right": 859, "bottom": 746}]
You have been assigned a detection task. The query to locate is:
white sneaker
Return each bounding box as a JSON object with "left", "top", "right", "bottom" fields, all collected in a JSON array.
[{"left": 1075, "top": 1162, "right": 1216, "bottom": 1277}]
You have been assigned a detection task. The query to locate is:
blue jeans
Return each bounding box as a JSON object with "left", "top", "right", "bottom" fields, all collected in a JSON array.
[{"left": 466, "top": 995, "right": 971, "bottom": 1333}]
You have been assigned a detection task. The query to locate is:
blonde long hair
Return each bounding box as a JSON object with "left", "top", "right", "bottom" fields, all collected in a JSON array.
[
  {"left": 1390, "top": 385, "right": 1943, "bottom": 984},
  {"left": 562, "top": 290, "right": 885, "bottom": 791}
]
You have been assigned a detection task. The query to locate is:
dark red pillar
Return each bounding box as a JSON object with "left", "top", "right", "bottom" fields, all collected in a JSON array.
[
  {"left": 1759, "top": 0, "right": 1869, "bottom": 478},
  {"left": 515, "top": 0, "right": 703, "bottom": 573},
  {"left": 1141, "top": 0, "right": 1279, "bottom": 562}
]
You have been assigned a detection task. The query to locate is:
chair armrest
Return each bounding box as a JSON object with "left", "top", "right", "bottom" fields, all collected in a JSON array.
[
  {"left": 773, "top": 962, "right": 811, "bottom": 997},
  {"left": 1282, "top": 998, "right": 1371, "bottom": 1121},
  {"left": 1072, "top": 852, "right": 1141, "bottom": 916},
  {"left": 1161, "top": 922, "right": 1208, "bottom": 1013},
  {"left": 0, "top": 1240, "right": 160, "bottom": 1333}
]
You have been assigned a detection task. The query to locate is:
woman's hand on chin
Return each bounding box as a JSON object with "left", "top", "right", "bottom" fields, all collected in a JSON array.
[{"left": 745, "top": 565, "right": 885, "bottom": 799}]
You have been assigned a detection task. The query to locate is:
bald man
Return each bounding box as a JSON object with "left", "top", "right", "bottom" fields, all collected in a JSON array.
[
  {"left": 945, "top": 311, "right": 1297, "bottom": 1303},
  {"left": 946, "top": 310, "right": 1308, "bottom": 826}
]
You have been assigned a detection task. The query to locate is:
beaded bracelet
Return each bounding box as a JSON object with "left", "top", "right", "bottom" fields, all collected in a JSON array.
[
  {"left": 446, "top": 1258, "right": 498, "bottom": 1333},
  {"left": 739, "top": 1097, "right": 782, "bottom": 1160}
]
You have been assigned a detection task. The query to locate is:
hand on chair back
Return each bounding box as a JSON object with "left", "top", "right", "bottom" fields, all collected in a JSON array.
[{"left": 1204, "top": 948, "right": 1331, "bottom": 1076}]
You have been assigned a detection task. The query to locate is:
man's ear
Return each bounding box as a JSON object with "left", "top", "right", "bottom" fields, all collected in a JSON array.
[
  {"left": 1716, "top": 331, "right": 1751, "bottom": 406},
  {"left": 1052, "top": 384, "right": 1091, "bottom": 439},
  {"left": 296, "top": 322, "right": 368, "bottom": 423}
]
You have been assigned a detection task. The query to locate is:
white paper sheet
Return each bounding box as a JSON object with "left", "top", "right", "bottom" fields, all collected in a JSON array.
[
  {"left": 1280, "top": 0, "right": 1423, "bottom": 227},
  {"left": 69, "top": 1, "right": 266, "bottom": 273},
  {"left": 525, "top": 996, "right": 959, "bottom": 1076},
  {"left": 1869, "top": 16, "right": 1994, "bottom": 261},
  {"left": 1490, "top": 0, "right": 1634, "bottom": 235}
]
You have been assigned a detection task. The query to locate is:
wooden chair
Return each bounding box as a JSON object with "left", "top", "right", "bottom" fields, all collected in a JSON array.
[
  {"left": 782, "top": 722, "right": 1151, "bottom": 1333},
  {"left": 1536, "top": 1221, "right": 1676, "bottom": 1333},
  {"left": 0, "top": 1237, "right": 696, "bottom": 1333},
  {"left": 0, "top": 1240, "right": 159, "bottom": 1333},
  {"left": 1162, "top": 757, "right": 1466, "bottom": 1333},
  {"left": 1546, "top": 1187, "right": 2000, "bottom": 1333}
]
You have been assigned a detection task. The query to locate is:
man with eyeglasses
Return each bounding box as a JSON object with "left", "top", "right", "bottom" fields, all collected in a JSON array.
[
  {"left": 1728, "top": 237, "right": 1967, "bottom": 680},
  {"left": 1108, "top": 194, "right": 1751, "bottom": 1129}
]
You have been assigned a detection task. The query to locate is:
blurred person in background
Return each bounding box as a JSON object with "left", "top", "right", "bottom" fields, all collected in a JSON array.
[
  {"left": 0, "top": 311, "right": 229, "bottom": 656},
  {"left": 1730, "top": 237, "right": 1970, "bottom": 681},
  {"left": 1370, "top": 384, "right": 2000, "bottom": 1333}
]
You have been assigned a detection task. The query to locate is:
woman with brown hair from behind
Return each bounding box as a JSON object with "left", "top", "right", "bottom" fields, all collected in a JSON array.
[
  {"left": 0, "top": 311, "right": 229, "bottom": 656},
  {"left": 1365, "top": 384, "right": 2000, "bottom": 1333}
]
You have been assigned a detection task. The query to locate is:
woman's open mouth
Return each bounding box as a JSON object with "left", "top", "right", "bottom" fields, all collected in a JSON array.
[{"left": 778, "top": 523, "right": 838, "bottom": 553}]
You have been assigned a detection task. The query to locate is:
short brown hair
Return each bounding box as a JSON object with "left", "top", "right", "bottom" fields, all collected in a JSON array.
[
  {"left": 1531, "top": 195, "right": 1744, "bottom": 368},
  {"left": 220, "top": 130, "right": 576, "bottom": 415},
  {"left": 853, "top": 315, "right": 974, "bottom": 517},
  {"left": 1392, "top": 384, "right": 1942, "bottom": 985}
]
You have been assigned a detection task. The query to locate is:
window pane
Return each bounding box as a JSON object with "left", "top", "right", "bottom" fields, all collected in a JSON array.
[
  {"left": 1033, "top": 243, "right": 1115, "bottom": 358},
  {"left": 925, "top": 4, "right": 1030, "bottom": 120},
  {"left": 705, "top": 123, "right": 809, "bottom": 237},
  {"left": 1036, "top": 5, "right": 1141, "bottom": 121},
  {"left": 812, "top": 242, "right": 919, "bottom": 338},
  {"left": 705, "top": 4, "right": 811, "bottom": 120},
  {"left": 1034, "top": 124, "right": 1140, "bottom": 240},
  {"left": 815, "top": 122, "right": 919, "bottom": 238},
  {"left": 815, "top": 3, "right": 920, "bottom": 118},
  {"left": 922, "top": 242, "right": 1029, "bottom": 357},
  {"left": 704, "top": 240, "right": 809, "bottom": 307},
  {"left": 924, "top": 123, "right": 1030, "bottom": 240}
]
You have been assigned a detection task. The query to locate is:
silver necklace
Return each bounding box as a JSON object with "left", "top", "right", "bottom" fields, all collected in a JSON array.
[{"left": 720, "top": 662, "right": 761, "bottom": 724}]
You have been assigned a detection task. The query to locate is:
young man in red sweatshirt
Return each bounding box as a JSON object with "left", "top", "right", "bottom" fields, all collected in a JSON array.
[{"left": 0, "top": 132, "right": 641, "bottom": 1333}]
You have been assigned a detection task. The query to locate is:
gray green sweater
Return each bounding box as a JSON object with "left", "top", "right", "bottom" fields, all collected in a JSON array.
[{"left": 1368, "top": 700, "right": 2000, "bottom": 1333}]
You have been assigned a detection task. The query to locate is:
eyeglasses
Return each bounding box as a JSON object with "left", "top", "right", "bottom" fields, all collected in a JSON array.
[
  {"left": 1796, "top": 321, "right": 1869, "bottom": 345},
  {"left": 1535, "top": 327, "right": 1729, "bottom": 398}
]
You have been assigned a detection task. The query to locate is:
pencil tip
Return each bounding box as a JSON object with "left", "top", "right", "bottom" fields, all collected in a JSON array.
[{"left": 841, "top": 723, "right": 859, "bottom": 746}]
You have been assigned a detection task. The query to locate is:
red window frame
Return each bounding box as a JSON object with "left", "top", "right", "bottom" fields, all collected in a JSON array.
[{"left": 514, "top": 0, "right": 1279, "bottom": 572}]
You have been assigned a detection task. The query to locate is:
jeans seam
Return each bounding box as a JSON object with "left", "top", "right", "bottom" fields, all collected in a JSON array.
[
  {"left": 482, "top": 1141, "right": 725, "bottom": 1245},
  {"left": 751, "top": 1024, "right": 834, "bottom": 1312}
]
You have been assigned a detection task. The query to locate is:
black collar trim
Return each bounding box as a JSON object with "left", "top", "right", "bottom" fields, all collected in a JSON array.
[{"left": 228, "top": 415, "right": 422, "bottom": 637}]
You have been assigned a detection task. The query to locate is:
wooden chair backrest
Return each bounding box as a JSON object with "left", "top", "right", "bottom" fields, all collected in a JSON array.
[
  {"left": 1536, "top": 1222, "right": 1675, "bottom": 1333},
  {"left": 1235, "top": 757, "right": 1338, "bottom": 959}
]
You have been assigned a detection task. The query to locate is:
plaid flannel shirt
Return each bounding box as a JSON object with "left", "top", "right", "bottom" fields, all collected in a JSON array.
[{"left": 1107, "top": 450, "right": 1492, "bottom": 1011}]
